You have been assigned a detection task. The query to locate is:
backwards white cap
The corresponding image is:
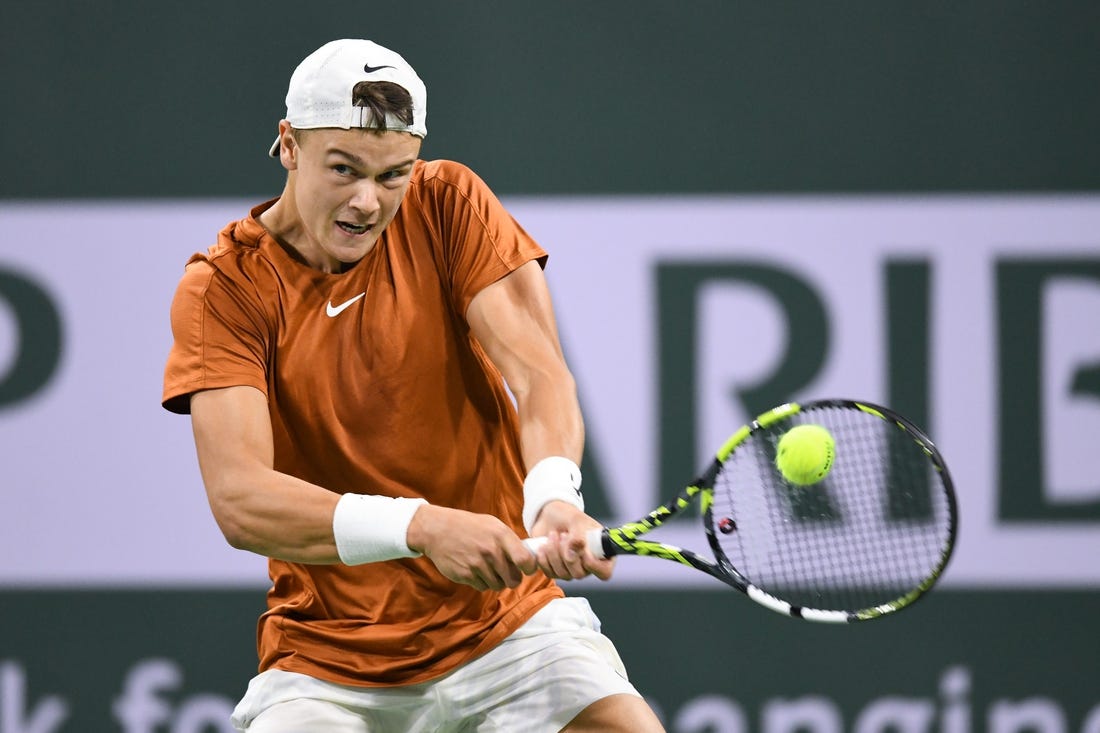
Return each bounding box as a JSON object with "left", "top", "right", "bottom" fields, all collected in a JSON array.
[{"left": 268, "top": 39, "right": 427, "bottom": 157}]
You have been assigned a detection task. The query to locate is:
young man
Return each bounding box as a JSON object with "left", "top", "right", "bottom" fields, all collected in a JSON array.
[{"left": 162, "top": 39, "right": 664, "bottom": 732}]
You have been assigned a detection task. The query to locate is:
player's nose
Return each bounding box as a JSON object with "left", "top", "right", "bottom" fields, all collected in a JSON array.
[{"left": 348, "top": 181, "right": 381, "bottom": 214}]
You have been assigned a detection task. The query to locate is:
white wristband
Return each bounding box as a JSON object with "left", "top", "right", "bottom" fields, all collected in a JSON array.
[
  {"left": 522, "top": 456, "right": 584, "bottom": 534},
  {"left": 332, "top": 493, "right": 428, "bottom": 565}
]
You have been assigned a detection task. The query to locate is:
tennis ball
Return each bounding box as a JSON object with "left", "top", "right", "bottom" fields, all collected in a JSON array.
[{"left": 775, "top": 424, "right": 835, "bottom": 486}]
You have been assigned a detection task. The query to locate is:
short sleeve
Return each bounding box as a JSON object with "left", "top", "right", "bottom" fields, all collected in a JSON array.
[
  {"left": 162, "top": 258, "right": 271, "bottom": 414},
  {"left": 415, "top": 162, "right": 547, "bottom": 317}
]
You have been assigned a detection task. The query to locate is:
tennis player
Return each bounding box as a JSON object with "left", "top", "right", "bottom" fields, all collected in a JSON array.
[{"left": 162, "top": 39, "right": 664, "bottom": 732}]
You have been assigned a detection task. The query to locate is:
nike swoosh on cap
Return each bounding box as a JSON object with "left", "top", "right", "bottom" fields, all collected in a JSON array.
[
  {"left": 326, "top": 293, "right": 366, "bottom": 317},
  {"left": 364, "top": 63, "right": 395, "bottom": 73}
]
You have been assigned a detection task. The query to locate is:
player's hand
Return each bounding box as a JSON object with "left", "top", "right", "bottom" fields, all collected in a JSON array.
[
  {"left": 529, "top": 501, "right": 615, "bottom": 581},
  {"left": 406, "top": 505, "right": 537, "bottom": 591}
]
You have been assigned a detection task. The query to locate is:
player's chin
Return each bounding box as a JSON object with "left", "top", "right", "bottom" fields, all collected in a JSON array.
[{"left": 328, "top": 232, "right": 379, "bottom": 261}]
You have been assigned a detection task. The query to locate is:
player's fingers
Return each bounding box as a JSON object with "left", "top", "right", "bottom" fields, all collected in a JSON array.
[
  {"left": 457, "top": 570, "right": 487, "bottom": 591},
  {"left": 471, "top": 564, "right": 505, "bottom": 591},
  {"left": 507, "top": 537, "right": 539, "bottom": 576},
  {"left": 494, "top": 553, "right": 527, "bottom": 588},
  {"left": 583, "top": 554, "right": 616, "bottom": 582},
  {"left": 555, "top": 533, "right": 588, "bottom": 579},
  {"left": 561, "top": 529, "right": 614, "bottom": 580},
  {"left": 537, "top": 531, "right": 572, "bottom": 579},
  {"left": 483, "top": 539, "right": 531, "bottom": 589}
]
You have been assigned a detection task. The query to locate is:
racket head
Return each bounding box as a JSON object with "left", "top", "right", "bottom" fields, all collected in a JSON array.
[{"left": 700, "top": 399, "right": 958, "bottom": 622}]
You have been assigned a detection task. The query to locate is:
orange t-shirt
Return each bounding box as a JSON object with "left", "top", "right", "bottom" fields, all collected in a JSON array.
[{"left": 162, "top": 159, "right": 563, "bottom": 686}]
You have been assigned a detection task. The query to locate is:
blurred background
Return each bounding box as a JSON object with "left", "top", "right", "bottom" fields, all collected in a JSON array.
[{"left": 2, "top": 2, "right": 1099, "bottom": 730}]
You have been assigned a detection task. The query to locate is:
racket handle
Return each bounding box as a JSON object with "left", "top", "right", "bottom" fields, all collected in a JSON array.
[{"left": 522, "top": 528, "right": 608, "bottom": 559}]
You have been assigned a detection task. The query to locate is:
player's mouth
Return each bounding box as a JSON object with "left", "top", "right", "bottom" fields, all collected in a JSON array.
[{"left": 336, "top": 221, "right": 371, "bottom": 236}]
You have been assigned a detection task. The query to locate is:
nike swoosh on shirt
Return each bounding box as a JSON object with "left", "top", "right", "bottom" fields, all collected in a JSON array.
[{"left": 326, "top": 293, "right": 366, "bottom": 317}]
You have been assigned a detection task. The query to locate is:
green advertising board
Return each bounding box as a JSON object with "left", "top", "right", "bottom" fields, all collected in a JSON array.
[{"left": 2, "top": 589, "right": 1098, "bottom": 732}]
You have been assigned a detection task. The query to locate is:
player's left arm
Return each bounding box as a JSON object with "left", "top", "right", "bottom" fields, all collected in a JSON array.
[{"left": 466, "top": 260, "right": 612, "bottom": 581}]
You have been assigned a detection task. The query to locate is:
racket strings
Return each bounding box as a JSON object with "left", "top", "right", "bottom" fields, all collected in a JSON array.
[{"left": 711, "top": 405, "right": 954, "bottom": 613}]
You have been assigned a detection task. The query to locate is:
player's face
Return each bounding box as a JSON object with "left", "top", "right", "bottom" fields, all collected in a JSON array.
[{"left": 285, "top": 127, "right": 422, "bottom": 271}]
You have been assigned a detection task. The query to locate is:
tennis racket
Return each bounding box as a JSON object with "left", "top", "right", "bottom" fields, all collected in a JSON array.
[{"left": 525, "top": 399, "right": 958, "bottom": 623}]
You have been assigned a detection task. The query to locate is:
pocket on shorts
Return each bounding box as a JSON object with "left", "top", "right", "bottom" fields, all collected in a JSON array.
[
  {"left": 523, "top": 597, "right": 629, "bottom": 680},
  {"left": 230, "top": 669, "right": 328, "bottom": 730},
  {"left": 560, "top": 596, "right": 603, "bottom": 630},
  {"left": 515, "top": 596, "right": 601, "bottom": 639}
]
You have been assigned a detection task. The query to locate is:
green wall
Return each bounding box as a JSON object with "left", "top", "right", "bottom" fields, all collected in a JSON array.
[
  {"left": 2, "top": 589, "right": 1098, "bottom": 731},
  {"left": 3, "top": 1, "right": 1100, "bottom": 198}
]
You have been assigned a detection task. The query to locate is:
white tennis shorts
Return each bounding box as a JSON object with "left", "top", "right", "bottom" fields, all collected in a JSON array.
[{"left": 231, "top": 596, "right": 640, "bottom": 732}]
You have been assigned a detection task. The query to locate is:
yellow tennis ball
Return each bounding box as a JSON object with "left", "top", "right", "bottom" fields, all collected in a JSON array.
[{"left": 775, "top": 424, "right": 835, "bottom": 486}]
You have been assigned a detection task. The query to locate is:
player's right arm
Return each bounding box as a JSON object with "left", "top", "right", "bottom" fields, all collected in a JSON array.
[
  {"left": 189, "top": 384, "right": 535, "bottom": 589},
  {"left": 190, "top": 385, "right": 341, "bottom": 563}
]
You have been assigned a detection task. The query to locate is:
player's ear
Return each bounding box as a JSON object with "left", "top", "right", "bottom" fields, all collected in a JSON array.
[{"left": 275, "top": 121, "right": 300, "bottom": 171}]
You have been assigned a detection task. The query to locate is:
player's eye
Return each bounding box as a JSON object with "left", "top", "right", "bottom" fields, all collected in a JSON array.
[{"left": 379, "top": 169, "right": 409, "bottom": 185}]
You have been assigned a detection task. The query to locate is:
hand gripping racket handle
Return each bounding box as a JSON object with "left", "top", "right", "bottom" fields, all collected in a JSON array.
[{"left": 522, "top": 528, "right": 607, "bottom": 559}]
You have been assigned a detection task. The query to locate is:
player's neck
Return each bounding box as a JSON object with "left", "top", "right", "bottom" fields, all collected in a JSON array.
[
  {"left": 258, "top": 195, "right": 317, "bottom": 270},
  {"left": 257, "top": 194, "right": 364, "bottom": 274}
]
